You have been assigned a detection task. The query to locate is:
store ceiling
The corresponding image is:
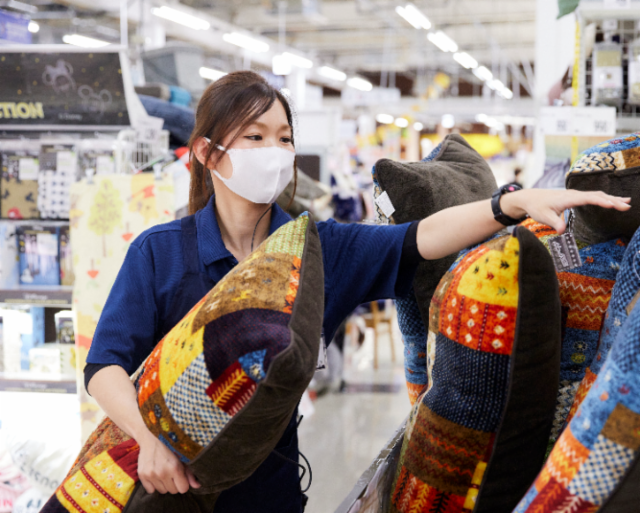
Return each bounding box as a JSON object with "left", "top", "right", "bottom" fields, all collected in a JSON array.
[{"left": 24, "top": 0, "right": 537, "bottom": 100}]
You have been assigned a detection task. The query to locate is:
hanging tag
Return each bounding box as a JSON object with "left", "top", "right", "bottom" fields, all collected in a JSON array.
[
  {"left": 316, "top": 334, "right": 327, "bottom": 370},
  {"left": 374, "top": 191, "right": 396, "bottom": 218},
  {"left": 548, "top": 211, "right": 582, "bottom": 272}
]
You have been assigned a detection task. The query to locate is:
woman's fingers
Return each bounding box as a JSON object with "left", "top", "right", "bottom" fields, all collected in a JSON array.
[
  {"left": 565, "top": 190, "right": 631, "bottom": 211},
  {"left": 140, "top": 478, "right": 156, "bottom": 495},
  {"left": 186, "top": 468, "right": 201, "bottom": 489}
]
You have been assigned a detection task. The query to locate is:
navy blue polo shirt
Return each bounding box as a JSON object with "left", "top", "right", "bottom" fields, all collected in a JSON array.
[{"left": 86, "top": 196, "right": 417, "bottom": 375}]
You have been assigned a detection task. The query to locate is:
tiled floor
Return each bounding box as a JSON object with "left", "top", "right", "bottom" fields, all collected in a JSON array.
[{"left": 299, "top": 318, "right": 410, "bottom": 513}]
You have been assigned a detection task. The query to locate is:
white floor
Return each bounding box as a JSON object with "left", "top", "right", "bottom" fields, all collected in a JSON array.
[{"left": 298, "top": 319, "right": 410, "bottom": 513}]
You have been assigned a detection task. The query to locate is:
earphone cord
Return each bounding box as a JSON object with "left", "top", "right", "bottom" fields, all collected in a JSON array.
[{"left": 251, "top": 204, "right": 274, "bottom": 253}]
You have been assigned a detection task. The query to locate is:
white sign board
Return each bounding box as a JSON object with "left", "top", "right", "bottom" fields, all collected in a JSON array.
[
  {"left": 540, "top": 107, "right": 616, "bottom": 137},
  {"left": 604, "top": 0, "right": 631, "bottom": 8},
  {"left": 341, "top": 87, "right": 401, "bottom": 107}
]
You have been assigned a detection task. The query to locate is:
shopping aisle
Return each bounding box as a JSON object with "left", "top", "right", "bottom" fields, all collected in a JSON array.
[{"left": 299, "top": 319, "right": 410, "bottom": 513}]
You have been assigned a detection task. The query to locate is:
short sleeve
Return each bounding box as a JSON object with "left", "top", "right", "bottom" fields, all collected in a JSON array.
[
  {"left": 317, "top": 220, "right": 418, "bottom": 343},
  {"left": 86, "top": 243, "right": 158, "bottom": 376}
]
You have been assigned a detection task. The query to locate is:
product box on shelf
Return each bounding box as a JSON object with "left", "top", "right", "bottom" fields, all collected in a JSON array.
[
  {"left": 58, "top": 226, "right": 74, "bottom": 286},
  {"left": 17, "top": 225, "right": 60, "bottom": 286},
  {"left": 0, "top": 221, "right": 19, "bottom": 288},
  {"left": 38, "top": 144, "right": 76, "bottom": 220},
  {"left": 54, "top": 310, "right": 74, "bottom": 345},
  {"left": 0, "top": 149, "right": 40, "bottom": 219}
]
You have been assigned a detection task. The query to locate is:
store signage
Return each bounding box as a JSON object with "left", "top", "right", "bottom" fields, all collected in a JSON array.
[
  {"left": 0, "top": 10, "right": 31, "bottom": 44},
  {"left": 603, "top": 0, "right": 631, "bottom": 8},
  {"left": 341, "top": 87, "right": 401, "bottom": 107},
  {"left": 540, "top": 107, "right": 616, "bottom": 137},
  {"left": 0, "top": 51, "right": 130, "bottom": 130}
]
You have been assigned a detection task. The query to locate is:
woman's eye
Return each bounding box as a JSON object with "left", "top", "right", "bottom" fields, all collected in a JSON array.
[
  {"left": 245, "top": 135, "right": 262, "bottom": 141},
  {"left": 281, "top": 137, "right": 292, "bottom": 144}
]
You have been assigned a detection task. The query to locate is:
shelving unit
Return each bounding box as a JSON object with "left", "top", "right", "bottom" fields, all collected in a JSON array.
[{"left": 577, "top": 1, "right": 640, "bottom": 132}]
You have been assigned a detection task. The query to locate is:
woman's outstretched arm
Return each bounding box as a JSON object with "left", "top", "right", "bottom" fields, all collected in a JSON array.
[{"left": 417, "top": 189, "right": 631, "bottom": 261}]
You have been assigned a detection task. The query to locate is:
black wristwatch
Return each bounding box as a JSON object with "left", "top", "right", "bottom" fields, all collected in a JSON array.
[{"left": 491, "top": 184, "right": 527, "bottom": 226}]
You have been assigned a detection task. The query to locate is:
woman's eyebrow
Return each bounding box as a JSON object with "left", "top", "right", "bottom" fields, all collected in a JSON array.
[{"left": 249, "top": 121, "right": 291, "bottom": 132}]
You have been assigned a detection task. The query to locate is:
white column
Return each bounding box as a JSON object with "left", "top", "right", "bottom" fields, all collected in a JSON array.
[
  {"left": 530, "top": 0, "right": 576, "bottom": 186},
  {"left": 286, "top": 68, "right": 307, "bottom": 111}
]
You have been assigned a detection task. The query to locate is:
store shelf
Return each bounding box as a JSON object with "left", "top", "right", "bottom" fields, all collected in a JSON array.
[
  {"left": 0, "top": 286, "right": 73, "bottom": 307},
  {"left": 0, "top": 372, "right": 77, "bottom": 394}
]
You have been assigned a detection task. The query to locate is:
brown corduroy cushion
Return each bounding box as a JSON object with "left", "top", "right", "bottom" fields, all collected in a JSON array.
[{"left": 373, "top": 134, "right": 498, "bottom": 329}]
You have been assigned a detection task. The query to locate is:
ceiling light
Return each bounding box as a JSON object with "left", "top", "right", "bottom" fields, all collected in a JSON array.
[
  {"left": 272, "top": 55, "right": 292, "bottom": 75},
  {"left": 473, "top": 66, "right": 493, "bottom": 82},
  {"left": 441, "top": 114, "right": 455, "bottom": 129},
  {"left": 318, "top": 66, "right": 346, "bottom": 81},
  {"left": 413, "top": 121, "right": 424, "bottom": 131},
  {"left": 223, "top": 32, "right": 270, "bottom": 53},
  {"left": 484, "top": 117, "right": 498, "bottom": 128},
  {"left": 395, "top": 117, "right": 409, "bottom": 128},
  {"left": 395, "top": 4, "right": 431, "bottom": 30},
  {"left": 28, "top": 21, "right": 40, "bottom": 33},
  {"left": 475, "top": 113, "right": 488, "bottom": 123},
  {"left": 487, "top": 79, "right": 504, "bottom": 91},
  {"left": 62, "top": 34, "right": 110, "bottom": 48},
  {"left": 376, "top": 113, "right": 394, "bottom": 124},
  {"left": 7, "top": 0, "right": 37, "bottom": 14},
  {"left": 427, "top": 31, "right": 458, "bottom": 53},
  {"left": 152, "top": 6, "right": 210, "bottom": 31},
  {"left": 453, "top": 52, "right": 478, "bottom": 70},
  {"left": 347, "top": 77, "right": 373, "bottom": 92},
  {"left": 199, "top": 67, "right": 227, "bottom": 81},
  {"left": 501, "top": 88, "right": 514, "bottom": 100},
  {"left": 282, "top": 52, "right": 313, "bottom": 69}
]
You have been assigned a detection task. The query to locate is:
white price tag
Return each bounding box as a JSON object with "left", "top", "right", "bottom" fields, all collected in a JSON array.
[
  {"left": 374, "top": 191, "right": 396, "bottom": 218},
  {"left": 136, "top": 116, "right": 164, "bottom": 144},
  {"left": 540, "top": 107, "right": 616, "bottom": 137},
  {"left": 603, "top": 19, "right": 619, "bottom": 30},
  {"left": 18, "top": 158, "right": 38, "bottom": 180}
]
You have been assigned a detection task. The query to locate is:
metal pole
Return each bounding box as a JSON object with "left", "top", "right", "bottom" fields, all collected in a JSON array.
[{"left": 120, "top": 0, "right": 128, "bottom": 48}]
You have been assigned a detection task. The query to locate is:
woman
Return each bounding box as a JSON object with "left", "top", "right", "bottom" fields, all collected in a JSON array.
[{"left": 85, "top": 71, "right": 630, "bottom": 513}]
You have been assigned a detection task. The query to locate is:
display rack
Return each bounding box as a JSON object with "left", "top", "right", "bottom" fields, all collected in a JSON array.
[{"left": 577, "top": 1, "right": 640, "bottom": 132}]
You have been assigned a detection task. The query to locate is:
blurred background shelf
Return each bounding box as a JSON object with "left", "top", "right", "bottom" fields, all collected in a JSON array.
[{"left": 0, "top": 286, "right": 73, "bottom": 307}]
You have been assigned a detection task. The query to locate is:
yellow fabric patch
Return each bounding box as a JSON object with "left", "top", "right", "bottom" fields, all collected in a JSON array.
[
  {"left": 471, "top": 461, "right": 487, "bottom": 485},
  {"left": 57, "top": 451, "right": 135, "bottom": 513},
  {"left": 457, "top": 236, "right": 520, "bottom": 308},
  {"left": 159, "top": 325, "right": 204, "bottom": 395},
  {"left": 463, "top": 488, "right": 479, "bottom": 510}
]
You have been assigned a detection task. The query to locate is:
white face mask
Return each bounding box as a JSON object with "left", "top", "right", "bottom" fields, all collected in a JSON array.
[{"left": 204, "top": 138, "right": 295, "bottom": 204}]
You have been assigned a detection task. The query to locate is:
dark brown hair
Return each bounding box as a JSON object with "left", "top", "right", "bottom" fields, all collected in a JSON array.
[{"left": 188, "top": 71, "right": 297, "bottom": 214}]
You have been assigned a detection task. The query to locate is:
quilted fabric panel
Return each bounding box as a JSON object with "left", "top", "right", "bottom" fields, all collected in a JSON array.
[
  {"left": 389, "top": 227, "right": 560, "bottom": 513},
  {"left": 514, "top": 284, "right": 640, "bottom": 513},
  {"left": 521, "top": 219, "right": 627, "bottom": 447},
  {"left": 567, "top": 132, "right": 640, "bottom": 175},
  {"left": 41, "top": 213, "right": 322, "bottom": 513}
]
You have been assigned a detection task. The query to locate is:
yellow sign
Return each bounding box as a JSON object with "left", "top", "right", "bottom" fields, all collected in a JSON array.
[{"left": 0, "top": 102, "right": 44, "bottom": 119}]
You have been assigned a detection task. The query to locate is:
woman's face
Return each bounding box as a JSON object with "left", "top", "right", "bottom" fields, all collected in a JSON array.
[{"left": 197, "top": 99, "right": 294, "bottom": 180}]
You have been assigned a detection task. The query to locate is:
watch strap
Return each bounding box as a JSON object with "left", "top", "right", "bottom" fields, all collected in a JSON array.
[{"left": 491, "top": 184, "right": 526, "bottom": 226}]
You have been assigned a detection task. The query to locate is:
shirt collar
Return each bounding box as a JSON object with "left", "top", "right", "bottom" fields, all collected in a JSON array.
[{"left": 196, "top": 195, "right": 293, "bottom": 265}]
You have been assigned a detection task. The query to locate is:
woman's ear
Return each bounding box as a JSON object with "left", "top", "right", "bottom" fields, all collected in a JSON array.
[{"left": 192, "top": 137, "right": 219, "bottom": 169}]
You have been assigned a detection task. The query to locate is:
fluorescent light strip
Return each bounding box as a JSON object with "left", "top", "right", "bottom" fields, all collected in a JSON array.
[
  {"left": 453, "top": 52, "right": 478, "bottom": 70},
  {"left": 318, "top": 66, "right": 347, "bottom": 81},
  {"left": 28, "top": 21, "right": 40, "bottom": 33},
  {"left": 376, "top": 114, "right": 394, "bottom": 124},
  {"left": 347, "top": 77, "right": 373, "bottom": 91},
  {"left": 395, "top": 117, "right": 409, "bottom": 128},
  {"left": 413, "top": 122, "right": 424, "bottom": 131},
  {"left": 223, "top": 32, "right": 270, "bottom": 53},
  {"left": 501, "top": 88, "right": 514, "bottom": 100},
  {"left": 62, "top": 34, "right": 110, "bottom": 48},
  {"left": 8, "top": 0, "right": 37, "bottom": 14},
  {"left": 152, "top": 6, "right": 210, "bottom": 31},
  {"left": 395, "top": 4, "right": 431, "bottom": 30},
  {"left": 199, "top": 67, "right": 227, "bottom": 81},
  {"left": 473, "top": 66, "right": 493, "bottom": 82},
  {"left": 427, "top": 31, "right": 458, "bottom": 53},
  {"left": 282, "top": 52, "right": 313, "bottom": 69}
]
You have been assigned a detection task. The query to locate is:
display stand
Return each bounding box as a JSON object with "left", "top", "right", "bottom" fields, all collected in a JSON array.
[{"left": 577, "top": 1, "right": 640, "bottom": 132}]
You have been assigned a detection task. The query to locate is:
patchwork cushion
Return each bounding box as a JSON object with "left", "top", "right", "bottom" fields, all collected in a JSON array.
[
  {"left": 513, "top": 287, "right": 640, "bottom": 513},
  {"left": 563, "top": 226, "right": 640, "bottom": 436},
  {"left": 389, "top": 226, "right": 561, "bottom": 513},
  {"left": 41, "top": 213, "right": 324, "bottom": 513},
  {"left": 373, "top": 134, "right": 498, "bottom": 403},
  {"left": 567, "top": 133, "right": 640, "bottom": 244},
  {"left": 521, "top": 220, "right": 627, "bottom": 445}
]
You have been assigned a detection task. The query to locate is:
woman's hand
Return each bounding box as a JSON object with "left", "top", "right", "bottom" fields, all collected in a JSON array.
[
  {"left": 501, "top": 189, "right": 631, "bottom": 234},
  {"left": 137, "top": 432, "right": 201, "bottom": 495},
  {"left": 418, "top": 188, "right": 631, "bottom": 261}
]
